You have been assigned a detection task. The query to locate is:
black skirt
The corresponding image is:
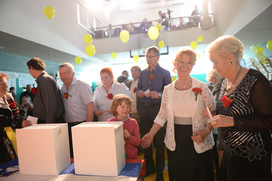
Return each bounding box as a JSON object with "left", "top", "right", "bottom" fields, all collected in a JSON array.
[{"left": 167, "top": 124, "right": 214, "bottom": 181}]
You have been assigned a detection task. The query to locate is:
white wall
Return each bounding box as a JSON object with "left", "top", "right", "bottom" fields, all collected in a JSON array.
[
  {"left": 214, "top": 0, "right": 272, "bottom": 36},
  {"left": 0, "top": 0, "right": 91, "bottom": 60}
]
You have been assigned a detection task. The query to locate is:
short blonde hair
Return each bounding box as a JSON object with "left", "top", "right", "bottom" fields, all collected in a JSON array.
[
  {"left": 206, "top": 35, "right": 244, "bottom": 62},
  {"left": 172, "top": 48, "right": 197, "bottom": 73},
  {"left": 206, "top": 69, "right": 221, "bottom": 83},
  {"left": 110, "top": 94, "right": 132, "bottom": 116}
]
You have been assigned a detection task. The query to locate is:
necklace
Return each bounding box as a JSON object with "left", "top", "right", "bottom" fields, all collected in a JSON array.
[
  {"left": 225, "top": 66, "right": 242, "bottom": 92},
  {"left": 176, "top": 78, "right": 192, "bottom": 88}
]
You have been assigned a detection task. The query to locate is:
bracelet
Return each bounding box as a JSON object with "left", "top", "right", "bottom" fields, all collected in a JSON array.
[{"left": 205, "top": 127, "right": 211, "bottom": 134}]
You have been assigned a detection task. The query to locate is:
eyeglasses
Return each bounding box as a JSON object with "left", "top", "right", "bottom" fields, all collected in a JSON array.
[
  {"left": 146, "top": 55, "right": 158, "bottom": 59},
  {"left": 178, "top": 61, "right": 193, "bottom": 66},
  {"left": 0, "top": 82, "right": 8, "bottom": 86}
]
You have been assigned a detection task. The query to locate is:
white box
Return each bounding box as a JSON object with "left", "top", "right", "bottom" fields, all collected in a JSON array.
[
  {"left": 72, "top": 122, "right": 125, "bottom": 176},
  {"left": 16, "top": 124, "right": 71, "bottom": 175}
]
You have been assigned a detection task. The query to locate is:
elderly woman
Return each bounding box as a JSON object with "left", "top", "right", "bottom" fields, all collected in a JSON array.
[
  {"left": 0, "top": 73, "right": 32, "bottom": 165},
  {"left": 206, "top": 35, "right": 272, "bottom": 181},
  {"left": 93, "top": 67, "right": 132, "bottom": 122},
  {"left": 141, "top": 48, "right": 216, "bottom": 181},
  {"left": 20, "top": 95, "right": 34, "bottom": 119}
]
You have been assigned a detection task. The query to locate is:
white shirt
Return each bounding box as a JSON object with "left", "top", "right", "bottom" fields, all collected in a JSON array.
[
  {"left": 61, "top": 77, "right": 93, "bottom": 123},
  {"left": 129, "top": 79, "right": 138, "bottom": 113},
  {"left": 93, "top": 82, "right": 132, "bottom": 122},
  {"left": 173, "top": 88, "right": 193, "bottom": 117}
]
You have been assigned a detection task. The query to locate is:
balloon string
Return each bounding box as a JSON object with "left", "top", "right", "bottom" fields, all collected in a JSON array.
[{"left": 50, "top": 20, "right": 53, "bottom": 62}]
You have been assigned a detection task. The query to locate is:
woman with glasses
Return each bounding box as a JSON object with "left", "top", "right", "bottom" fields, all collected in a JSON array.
[
  {"left": 0, "top": 73, "right": 32, "bottom": 165},
  {"left": 141, "top": 48, "right": 216, "bottom": 181}
]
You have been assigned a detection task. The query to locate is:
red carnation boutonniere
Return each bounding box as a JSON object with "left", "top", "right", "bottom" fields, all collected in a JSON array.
[
  {"left": 10, "top": 102, "right": 17, "bottom": 108},
  {"left": 31, "top": 87, "right": 37, "bottom": 94},
  {"left": 222, "top": 95, "right": 233, "bottom": 108},
  {"left": 133, "top": 87, "right": 137, "bottom": 93},
  {"left": 106, "top": 93, "right": 113, "bottom": 100},
  {"left": 150, "top": 73, "right": 156, "bottom": 80},
  {"left": 31, "top": 84, "right": 37, "bottom": 94},
  {"left": 63, "top": 92, "right": 72, "bottom": 99},
  {"left": 192, "top": 87, "right": 202, "bottom": 101}
]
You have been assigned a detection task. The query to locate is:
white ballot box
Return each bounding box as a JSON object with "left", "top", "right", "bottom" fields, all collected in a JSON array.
[
  {"left": 72, "top": 122, "right": 125, "bottom": 176},
  {"left": 16, "top": 124, "right": 70, "bottom": 175}
]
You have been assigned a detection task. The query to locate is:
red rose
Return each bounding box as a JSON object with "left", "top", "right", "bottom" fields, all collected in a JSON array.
[
  {"left": 192, "top": 87, "right": 202, "bottom": 101},
  {"left": 150, "top": 73, "right": 156, "bottom": 80},
  {"left": 10, "top": 102, "right": 17, "bottom": 108},
  {"left": 31, "top": 87, "right": 37, "bottom": 94},
  {"left": 222, "top": 95, "right": 233, "bottom": 108},
  {"left": 107, "top": 93, "right": 113, "bottom": 100},
  {"left": 133, "top": 87, "right": 136, "bottom": 93},
  {"left": 63, "top": 92, "right": 72, "bottom": 99}
]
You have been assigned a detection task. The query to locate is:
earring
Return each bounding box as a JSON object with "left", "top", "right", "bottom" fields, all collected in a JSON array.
[{"left": 230, "top": 62, "right": 232, "bottom": 64}]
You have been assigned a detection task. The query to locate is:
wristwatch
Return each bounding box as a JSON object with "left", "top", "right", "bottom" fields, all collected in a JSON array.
[{"left": 158, "top": 92, "right": 162, "bottom": 99}]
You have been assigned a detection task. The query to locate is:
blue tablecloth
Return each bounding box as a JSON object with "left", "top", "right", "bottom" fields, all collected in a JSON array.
[{"left": 0, "top": 158, "right": 142, "bottom": 178}]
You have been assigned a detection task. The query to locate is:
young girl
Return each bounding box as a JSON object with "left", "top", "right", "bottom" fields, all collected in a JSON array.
[{"left": 107, "top": 94, "right": 141, "bottom": 159}]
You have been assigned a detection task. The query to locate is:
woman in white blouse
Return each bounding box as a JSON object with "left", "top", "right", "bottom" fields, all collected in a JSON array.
[
  {"left": 93, "top": 67, "right": 132, "bottom": 122},
  {"left": 141, "top": 48, "right": 216, "bottom": 181}
]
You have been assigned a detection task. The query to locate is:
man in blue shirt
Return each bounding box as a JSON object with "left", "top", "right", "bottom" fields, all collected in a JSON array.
[{"left": 137, "top": 46, "right": 171, "bottom": 181}]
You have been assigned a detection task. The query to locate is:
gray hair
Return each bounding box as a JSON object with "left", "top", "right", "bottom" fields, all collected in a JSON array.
[
  {"left": 206, "top": 35, "right": 244, "bottom": 62},
  {"left": 206, "top": 69, "right": 221, "bottom": 83},
  {"left": 59, "top": 62, "right": 74, "bottom": 73}
]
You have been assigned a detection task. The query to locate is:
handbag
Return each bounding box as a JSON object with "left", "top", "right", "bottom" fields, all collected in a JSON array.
[{"left": 4, "top": 127, "right": 18, "bottom": 156}]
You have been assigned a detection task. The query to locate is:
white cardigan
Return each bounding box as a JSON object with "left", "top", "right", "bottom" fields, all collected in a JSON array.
[{"left": 154, "top": 77, "right": 216, "bottom": 153}]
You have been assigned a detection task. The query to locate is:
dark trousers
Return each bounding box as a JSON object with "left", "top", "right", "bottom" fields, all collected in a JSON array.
[
  {"left": 139, "top": 103, "right": 165, "bottom": 175},
  {"left": 68, "top": 121, "right": 85, "bottom": 158}
]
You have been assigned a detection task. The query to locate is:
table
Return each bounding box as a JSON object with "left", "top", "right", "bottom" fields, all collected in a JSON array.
[{"left": 0, "top": 158, "right": 145, "bottom": 181}]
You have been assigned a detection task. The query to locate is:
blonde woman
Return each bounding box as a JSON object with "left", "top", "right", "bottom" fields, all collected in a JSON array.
[
  {"left": 141, "top": 48, "right": 216, "bottom": 181},
  {"left": 206, "top": 35, "right": 272, "bottom": 181}
]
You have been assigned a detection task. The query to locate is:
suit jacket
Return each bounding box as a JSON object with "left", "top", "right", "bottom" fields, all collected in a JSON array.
[
  {"left": 128, "top": 80, "right": 140, "bottom": 113},
  {"left": 154, "top": 77, "right": 216, "bottom": 153}
]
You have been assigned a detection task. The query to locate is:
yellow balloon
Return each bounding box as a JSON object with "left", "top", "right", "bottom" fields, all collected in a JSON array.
[
  {"left": 267, "top": 40, "right": 272, "bottom": 50},
  {"left": 119, "top": 30, "right": 129, "bottom": 43},
  {"left": 197, "top": 54, "right": 201, "bottom": 59},
  {"left": 156, "top": 23, "right": 162, "bottom": 31},
  {"left": 84, "top": 34, "right": 93, "bottom": 44},
  {"left": 44, "top": 6, "right": 55, "bottom": 20},
  {"left": 148, "top": 27, "right": 159, "bottom": 40},
  {"left": 111, "top": 52, "right": 117, "bottom": 59},
  {"left": 85, "top": 45, "right": 96, "bottom": 56},
  {"left": 75, "top": 57, "right": 82, "bottom": 64},
  {"left": 158, "top": 41, "right": 164, "bottom": 48},
  {"left": 197, "top": 35, "right": 203, "bottom": 42},
  {"left": 190, "top": 41, "right": 198, "bottom": 50},
  {"left": 133, "top": 55, "right": 139, "bottom": 63},
  {"left": 256, "top": 47, "right": 263, "bottom": 54}
]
